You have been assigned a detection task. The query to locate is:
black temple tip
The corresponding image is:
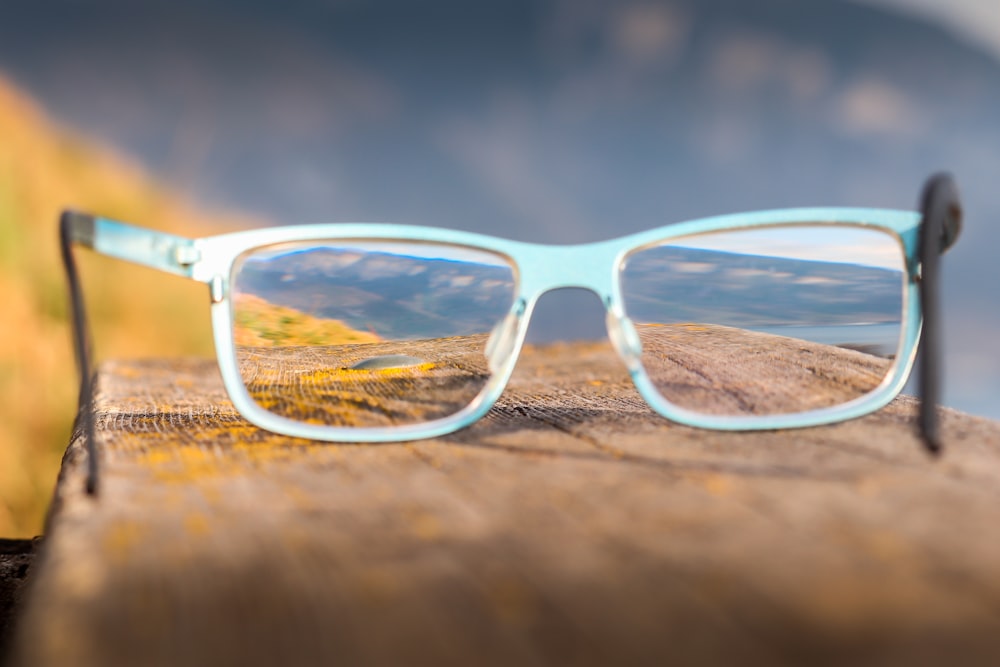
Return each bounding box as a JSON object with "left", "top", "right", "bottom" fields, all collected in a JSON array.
[
  {"left": 919, "top": 173, "right": 963, "bottom": 253},
  {"left": 917, "top": 172, "right": 962, "bottom": 457},
  {"left": 920, "top": 425, "right": 942, "bottom": 457},
  {"left": 61, "top": 209, "right": 101, "bottom": 496}
]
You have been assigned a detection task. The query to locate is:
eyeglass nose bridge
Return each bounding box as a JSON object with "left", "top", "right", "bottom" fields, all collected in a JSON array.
[
  {"left": 513, "top": 241, "right": 622, "bottom": 298},
  {"left": 490, "top": 240, "right": 643, "bottom": 374}
]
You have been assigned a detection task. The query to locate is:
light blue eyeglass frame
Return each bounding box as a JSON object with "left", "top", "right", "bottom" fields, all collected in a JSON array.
[{"left": 63, "top": 206, "right": 925, "bottom": 446}]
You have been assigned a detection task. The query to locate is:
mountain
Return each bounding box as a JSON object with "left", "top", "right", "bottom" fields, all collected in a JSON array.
[
  {"left": 2, "top": 0, "right": 999, "bottom": 536},
  {"left": 2, "top": 0, "right": 997, "bottom": 421},
  {"left": 237, "top": 241, "right": 901, "bottom": 352},
  {"left": 235, "top": 245, "right": 516, "bottom": 340}
]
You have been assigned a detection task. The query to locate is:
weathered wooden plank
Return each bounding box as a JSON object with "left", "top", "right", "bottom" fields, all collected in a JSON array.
[
  {"left": 11, "top": 341, "right": 1000, "bottom": 666},
  {"left": 0, "top": 539, "right": 34, "bottom": 662}
]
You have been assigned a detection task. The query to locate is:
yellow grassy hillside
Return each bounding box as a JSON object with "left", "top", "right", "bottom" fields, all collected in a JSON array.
[{"left": 0, "top": 74, "right": 263, "bottom": 536}]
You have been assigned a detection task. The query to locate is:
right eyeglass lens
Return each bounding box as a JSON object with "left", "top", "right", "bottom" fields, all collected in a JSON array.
[
  {"left": 619, "top": 224, "right": 907, "bottom": 416},
  {"left": 230, "top": 240, "right": 517, "bottom": 428}
]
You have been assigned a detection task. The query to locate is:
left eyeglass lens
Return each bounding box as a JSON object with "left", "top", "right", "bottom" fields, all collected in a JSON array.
[{"left": 230, "top": 240, "right": 517, "bottom": 428}]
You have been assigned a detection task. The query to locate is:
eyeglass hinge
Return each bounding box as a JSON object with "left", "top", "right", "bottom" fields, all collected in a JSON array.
[
  {"left": 209, "top": 275, "right": 226, "bottom": 303},
  {"left": 173, "top": 244, "right": 202, "bottom": 268}
]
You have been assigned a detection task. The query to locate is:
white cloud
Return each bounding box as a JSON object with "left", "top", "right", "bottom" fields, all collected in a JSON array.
[
  {"left": 857, "top": 0, "right": 1000, "bottom": 63},
  {"left": 708, "top": 33, "right": 779, "bottom": 94},
  {"left": 672, "top": 261, "right": 716, "bottom": 274},
  {"left": 834, "top": 78, "right": 926, "bottom": 139},
  {"left": 540, "top": 1, "right": 692, "bottom": 125},
  {"left": 436, "top": 101, "right": 593, "bottom": 240},
  {"left": 610, "top": 4, "right": 690, "bottom": 67},
  {"left": 795, "top": 276, "right": 845, "bottom": 286},
  {"left": 672, "top": 226, "right": 906, "bottom": 271},
  {"left": 706, "top": 31, "right": 832, "bottom": 102},
  {"left": 693, "top": 30, "right": 833, "bottom": 164}
]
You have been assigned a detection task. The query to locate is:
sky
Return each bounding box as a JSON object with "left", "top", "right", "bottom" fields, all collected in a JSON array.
[
  {"left": 862, "top": 0, "right": 1000, "bottom": 62},
  {"left": 674, "top": 226, "right": 906, "bottom": 271},
  {"left": 0, "top": 0, "right": 997, "bottom": 418}
]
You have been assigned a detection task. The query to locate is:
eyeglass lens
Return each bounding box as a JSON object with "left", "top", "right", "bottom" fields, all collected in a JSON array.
[
  {"left": 230, "top": 224, "right": 906, "bottom": 428},
  {"left": 230, "top": 240, "right": 517, "bottom": 427},
  {"left": 619, "top": 224, "right": 906, "bottom": 416}
]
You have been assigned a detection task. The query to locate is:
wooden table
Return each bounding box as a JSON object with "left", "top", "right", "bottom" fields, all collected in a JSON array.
[
  {"left": 11, "top": 342, "right": 1000, "bottom": 666},
  {"left": 0, "top": 539, "right": 34, "bottom": 660}
]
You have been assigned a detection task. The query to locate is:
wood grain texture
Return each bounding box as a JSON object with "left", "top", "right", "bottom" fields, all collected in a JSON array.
[
  {"left": 11, "top": 341, "right": 1000, "bottom": 667},
  {"left": 0, "top": 539, "right": 34, "bottom": 662}
]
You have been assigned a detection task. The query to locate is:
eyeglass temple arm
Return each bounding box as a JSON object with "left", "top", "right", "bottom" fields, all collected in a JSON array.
[
  {"left": 60, "top": 183, "right": 961, "bottom": 481},
  {"left": 917, "top": 173, "right": 963, "bottom": 455},
  {"left": 60, "top": 211, "right": 200, "bottom": 495}
]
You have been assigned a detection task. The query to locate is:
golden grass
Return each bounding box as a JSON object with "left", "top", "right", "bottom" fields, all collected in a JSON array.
[
  {"left": 232, "top": 293, "right": 380, "bottom": 347},
  {"left": 0, "top": 74, "right": 264, "bottom": 536}
]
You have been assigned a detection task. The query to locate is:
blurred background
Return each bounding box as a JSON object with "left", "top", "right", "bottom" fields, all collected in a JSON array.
[{"left": 0, "top": 0, "right": 998, "bottom": 537}]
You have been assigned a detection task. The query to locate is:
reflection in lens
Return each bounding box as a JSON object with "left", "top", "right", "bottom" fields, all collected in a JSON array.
[
  {"left": 620, "top": 225, "right": 906, "bottom": 416},
  {"left": 231, "top": 240, "right": 517, "bottom": 427}
]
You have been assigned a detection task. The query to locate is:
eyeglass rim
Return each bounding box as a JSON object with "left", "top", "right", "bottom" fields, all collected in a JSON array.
[
  {"left": 60, "top": 174, "right": 961, "bottom": 498},
  {"left": 178, "top": 207, "right": 924, "bottom": 443}
]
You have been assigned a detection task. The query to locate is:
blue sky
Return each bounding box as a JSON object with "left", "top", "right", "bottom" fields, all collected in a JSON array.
[{"left": 1, "top": 0, "right": 997, "bottom": 417}]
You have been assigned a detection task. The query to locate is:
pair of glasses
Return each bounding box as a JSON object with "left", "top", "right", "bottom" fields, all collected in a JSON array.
[{"left": 62, "top": 174, "right": 962, "bottom": 495}]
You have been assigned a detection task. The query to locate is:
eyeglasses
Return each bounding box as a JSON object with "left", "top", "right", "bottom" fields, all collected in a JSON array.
[{"left": 61, "top": 174, "right": 962, "bottom": 495}]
